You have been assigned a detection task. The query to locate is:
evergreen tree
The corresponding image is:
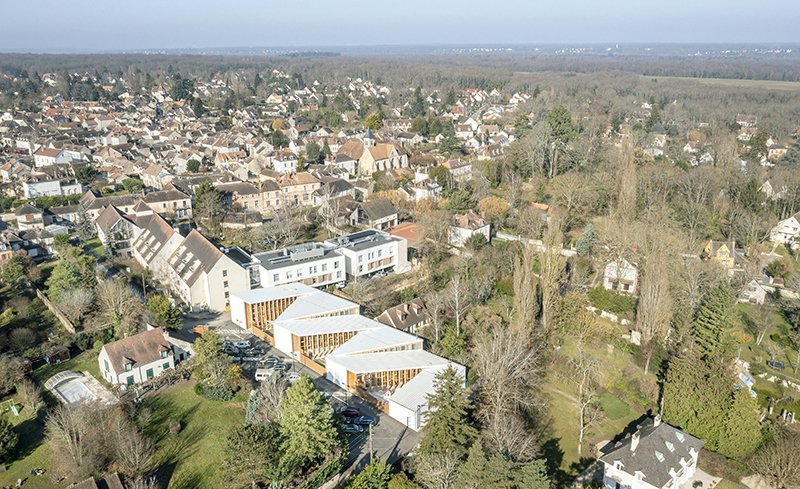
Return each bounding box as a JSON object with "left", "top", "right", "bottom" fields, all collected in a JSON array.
[
  {"left": 147, "top": 294, "right": 182, "bottom": 329},
  {"left": 347, "top": 460, "right": 393, "bottom": 489},
  {"left": 693, "top": 283, "right": 737, "bottom": 362},
  {"left": 516, "top": 459, "right": 551, "bottom": 489},
  {"left": 76, "top": 206, "right": 96, "bottom": 242},
  {"left": 418, "top": 366, "right": 477, "bottom": 455},
  {"left": 192, "top": 96, "right": 205, "bottom": 117},
  {"left": 410, "top": 86, "right": 426, "bottom": 117},
  {"left": 0, "top": 415, "right": 18, "bottom": 464},
  {"left": 224, "top": 422, "right": 284, "bottom": 488},
  {"left": 718, "top": 389, "right": 763, "bottom": 460},
  {"left": 662, "top": 340, "right": 705, "bottom": 431},
  {"left": 456, "top": 440, "right": 489, "bottom": 489},
  {"left": 279, "top": 375, "right": 339, "bottom": 470},
  {"left": 575, "top": 223, "right": 598, "bottom": 256}
]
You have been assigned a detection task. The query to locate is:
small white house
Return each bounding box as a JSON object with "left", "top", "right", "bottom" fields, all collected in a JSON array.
[
  {"left": 770, "top": 213, "right": 800, "bottom": 249},
  {"left": 98, "top": 328, "right": 180, "bottom": 386},
  {"left": 603, "top": 259, "right": 639, "bottom": 295},
  {"left": 449, "top": 211, "right": 491, "bottom": 248},
  {"left": 739, "top": 279, "right": 770, "bottom": 305}
]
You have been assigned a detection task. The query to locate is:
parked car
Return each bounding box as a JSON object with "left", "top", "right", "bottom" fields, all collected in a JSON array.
[
  {"left": 342, "top": 424, "right": 364, "bottom": 434},
  {"left": 336, "top": 406, "right": 360, "bottom": 417},
  {"left": 223, "top": 345, "right": 239, "bottom": 355},
  {"left": 351, "top": 415, "right": 376, "bottom": 426},
  {"left": 287, "top": 372, "right": 301, "bottom": 383},
  {"left": 233, "top": 340, "right": 251, "bottom": 349},
  {"left": 272, "top": 363, "right": 289, "bottom": 372},
  {"left": 255, "top": 368, "right": 276, "bottom": 381},
  {"left": 768, "top": 359, "right": 785, "bottom": 370}
]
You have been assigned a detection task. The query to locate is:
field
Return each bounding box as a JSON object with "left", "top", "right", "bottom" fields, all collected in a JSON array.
[{"left": 643, "top": 75, "right": 800, "bottom": 91}]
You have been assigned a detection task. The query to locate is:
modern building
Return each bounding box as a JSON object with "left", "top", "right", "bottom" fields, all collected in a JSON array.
[
  {"left": 254, "top": 242, "right": 346, "bottom": 288},
  {"left": 230, "top": 284, "right": 464, "bottom": 431},
  {"left": 600, "top": 416, "right": 704, "bottom": 489},
  {"left": 324, "top": 229, "right": 409, "bottom": 278}
]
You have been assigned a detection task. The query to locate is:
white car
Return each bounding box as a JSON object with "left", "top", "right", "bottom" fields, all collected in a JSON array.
[
  {"left": 287, "top": 372, "right": 301, "bottom": 383},
  {"left": 233, "top": 340, "right": 251, "bottom": 349}
]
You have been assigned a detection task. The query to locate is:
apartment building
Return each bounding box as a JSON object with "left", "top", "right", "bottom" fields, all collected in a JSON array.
[
  {"left": 325, "top": 229, "right": 409, "bottom": 278},
  {"left": 254, "top": 242, "right": 346, "bottom": 288}
]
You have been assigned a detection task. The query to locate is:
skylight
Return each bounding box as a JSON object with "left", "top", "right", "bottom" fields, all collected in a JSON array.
[{"left": 655, "top": 450, "right": 665, "bottom": 462}]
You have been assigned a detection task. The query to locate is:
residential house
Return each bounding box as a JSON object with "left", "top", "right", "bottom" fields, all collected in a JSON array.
[
  {"left": 441, "top": 159, "right": 473, "bottom": 182},
  {"left": 358, "top": 143, "right": 408, "bottom": 176},
  {"left": 94, "top": 205, "right": 142, "bottom": 257},
  {"left": 770, "top": 212, "right": 800, "bottom": 248},
  {"left": 273, "top": 172, "right": 321, "bottom": 208},
  {"left": 376, "top": 298, "right": 431, "bottom": 334},
  {"left": 449, "top": 211, "right": 490, "bottom": 248},
  {"left": 603, "top": 259, "right": 639, "bottom": 295},
  {"left": 33, "top": 147, "right": 70, "bottom": 167},
  {"left": 14, "top": 203, "right": 46, "bottom": 232},
  {"left": 739, "top": 279, "right": 770, "bottom": 305},
  {"left": 141, "top": 164, "right": 174, "bottom": 190},
  {"left": 599, "top": 416, "right": 703, "bottom": 489},
  {"left": 703, "top": 240, "right": 737, "bottom": 270},
  {"left": 216, "top": 181, "right": 262, "bottom": 212},
  {"left": 354, "top": 197, "right": 398, "bottom": 230},
  {"left": 98, "top": 327, "right": 182, "bottom": 386}
]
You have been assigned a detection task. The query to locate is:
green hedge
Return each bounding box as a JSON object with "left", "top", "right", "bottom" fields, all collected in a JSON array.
[{"left": 588, "top": 287, "right": 637, "bottom": 318}]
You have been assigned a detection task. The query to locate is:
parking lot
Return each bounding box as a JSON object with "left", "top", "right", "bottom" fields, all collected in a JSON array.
[{"left": 211, "top": 324, "right": 420, "bottom": 474}]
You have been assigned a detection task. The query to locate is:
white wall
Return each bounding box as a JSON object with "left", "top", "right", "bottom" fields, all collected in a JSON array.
[
  {"left": 230, "top": 295, "right": 247, "bottom": 329},
  {"left": 273, "top": 324, "right": 294, "bottom": 355}
]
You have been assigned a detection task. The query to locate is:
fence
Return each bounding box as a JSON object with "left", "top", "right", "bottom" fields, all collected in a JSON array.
[{"left": 36, "top": 288, "right": 76, "bottom": 334}]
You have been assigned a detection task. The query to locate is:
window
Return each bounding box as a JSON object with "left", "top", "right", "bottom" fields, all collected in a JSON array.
[
  {"left": 334, "top": 261, "right": 339, "bottom": 268},
  {"left": 160, "top": 350, "right": 168, "bottom": 359},
  {"left": 336, "top": 271, "right": 342, "bottom": 278},
  {"left": 163, "top": 362, "right": 170, "bottom": 370},
  {"left": 127, "top": 376, "right": 134, "bottom": 386},
  {"left": 655, "top": 450, "right": 665, "bottom": 462},
  {"left": 222, "top": 269, "right": 228, "bottom": 277},
  {"left": 124, "top": 362, "right": 132, "bottom": 372},
  {"left": 322, "top": 263, "right": 327, "bottom": 272},
  {"left": 358, "top": 265, "right": 363, "bottom": 273},
  {"left": 297, "top": 269, "right": 303, "bottom": 277},
  {"left": 273, "top": 273, "right": 279, "bottom": 282},
  {"left": 104, "top": 359, "right": 109, "bottom": 372},
  {"left": 223, "top": 281, "right": 229, "bottom": 288},
  {"left": 287, "top": 272, "right": 293, "bottom": 279},
  {"left": 358, "top": 255, "right": 363, "bottom": 263},
  {"left": 146, "top": 368, "right": 154, "bottom": 380},
  {"left": 378, "top": 249, "right": 382, "bottom": 257},
  {"left": 224, "top": 291, "right": 230, "bottom": 299}
]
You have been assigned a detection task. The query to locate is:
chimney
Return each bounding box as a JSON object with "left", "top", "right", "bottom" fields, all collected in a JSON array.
[
  {"left": 630, "top": 432, "right": 640, "bottom": 452},
  {"left": 654, "top": 414, "right": 662, "bottom": 427}
]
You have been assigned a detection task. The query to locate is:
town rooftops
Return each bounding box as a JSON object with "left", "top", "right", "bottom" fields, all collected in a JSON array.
[
  {"left": 101, "top": 327, "right": 171, "bottom": 374},
  {"left": 600, "top": 417, "right": 704, "bottom": 489},
  {"left": 360, "top": 197, "right": 397, "bottom": 222}
]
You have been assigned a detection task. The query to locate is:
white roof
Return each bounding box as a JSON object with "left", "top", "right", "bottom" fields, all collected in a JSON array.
[
  {"left": 331, "top": 326, "right": 423, "bottom": 356},
  {"left": 274, "top": 314, "right": 379, "bottom": 336},
  {"left": 231, "top": 284, "right": 358, "bottom": 321},
  {"left": 327, "top": 349, "right": 452, "bottom": 374},
  {"left": 388, "top": 366, "right": 444, "bottom": 410}
]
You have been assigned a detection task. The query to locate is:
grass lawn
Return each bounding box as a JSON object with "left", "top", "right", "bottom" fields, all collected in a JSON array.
[
  {"left": 0, "top": 406, "right": 54, "bottom": 489},
  {"left": 32, "top": 350, "right": 101, "bottom": 384},
  {"left": 142, "top": 381, "right": 246, "bottom": 489},
  {"left": 82, "top": 238, "right": 105, "bottom": 258}
]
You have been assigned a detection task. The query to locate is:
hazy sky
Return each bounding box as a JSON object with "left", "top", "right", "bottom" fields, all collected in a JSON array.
[{"left": 1, "top": 0, "right": 798, "bottom": 51}]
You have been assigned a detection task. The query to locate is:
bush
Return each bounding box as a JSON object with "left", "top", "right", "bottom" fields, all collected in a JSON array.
[
  {"left": 169, "top": 420, "right": 182, "bottom": 435},
  {"left": 200, "top": 383, "right": 234, "bottom": 401},
  {"left": 588, "top": 287, "right": 637, "bottom": 318}
]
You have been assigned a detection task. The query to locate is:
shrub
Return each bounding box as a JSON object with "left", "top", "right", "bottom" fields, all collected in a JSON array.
[
  {"left": 202, "top": 384, "right": 234, "bottom": 401},
  {"left": 588, "top": 287, "right": 637, "bottom": 318},
  {"left": 169, "top": 420, "right": 182, "bottom": 435}
]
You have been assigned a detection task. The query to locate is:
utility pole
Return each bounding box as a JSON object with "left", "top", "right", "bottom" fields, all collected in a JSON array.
[{"left": 368, "top": 423, "right": 373, "bottom": 464}]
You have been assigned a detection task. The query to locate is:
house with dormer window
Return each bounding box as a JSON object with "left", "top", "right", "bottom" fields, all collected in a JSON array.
[
  {"left": 600, "top": 416, "right": 704, "bottom": 489},
  {"left": 98, "top": 328, "right": 177, "bottom": 386}
]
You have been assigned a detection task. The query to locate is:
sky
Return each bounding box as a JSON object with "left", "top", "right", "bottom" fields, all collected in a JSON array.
[{"left": 1, "top": 0, "right": 798, "bottom": 52}]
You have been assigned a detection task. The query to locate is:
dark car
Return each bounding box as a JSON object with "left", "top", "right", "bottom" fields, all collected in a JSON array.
[
  {"left": 342, "top": 424, "right": 364, "bottom": 434},
  {"left": 768, "top": 359, "right": 785, "bottom": 370},
  {"left": 271, "top": 363, "right": 289, "bottom": 372},
  {"left": 351, "top": 415, "right": 377, "bottom": 426},
  {"left": 336, "top": 405, "right": 360, "bottom": 417}
]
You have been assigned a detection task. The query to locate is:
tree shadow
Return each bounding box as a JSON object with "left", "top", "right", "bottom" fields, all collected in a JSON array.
[
  {"left": 151, "top": 422, "right": 209, "bottom": 489},
  {"left": 11, "top": 406, "right": 46, "bottom": 462},
  {"left": 541, "top": 437, "right": 570, "bottom": 488}
]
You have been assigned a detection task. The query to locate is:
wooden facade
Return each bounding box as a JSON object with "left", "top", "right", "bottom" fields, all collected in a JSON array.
[
  {"left": 357, "top": 368, "right": 421, "bottom": 392},
  {"left": 244, "top": 296, "right": 296, "bottom": 333},
  {"left": 297, "top": 331, "right": 358, "bottom": 359}
]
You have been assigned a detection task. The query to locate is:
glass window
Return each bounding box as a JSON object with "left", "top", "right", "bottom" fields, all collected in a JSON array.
[
  {"left": 322, "top": 263, "right": 327, "bottom": 272},
  {"left": 273, "top": 273, "right": 279, "bottom": 282},
  {"left": 224, "top": 291, "right": 230, "bottom": 299},
  {"left": 124, "top": 363, "right": 132, "bottom": 372},
  {"left": 222, "top": 269, "right": 228, "bottom": 277},
  {"left": 223, "top": 281, "right": 229, "bottom": 288}
]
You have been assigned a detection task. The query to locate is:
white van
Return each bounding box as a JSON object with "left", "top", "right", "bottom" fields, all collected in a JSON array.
[{"left": 255, "top": 368, "right": 274, "bottom": 381}]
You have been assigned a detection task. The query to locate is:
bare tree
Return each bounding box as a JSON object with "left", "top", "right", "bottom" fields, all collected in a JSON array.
[
  {"left": 445, "top": 274, "right": 471, "bottom": 336},
  {"left": 550, "top": 172, "right": 594, "bottom": 229},
  {"left": 569, "top": 347, "right": 603, "bottom": 456},
  {"left": 413, "top": 450, "right": 462, "bottom": 489},
  {"left": 748, "top": 430, "right": 800, "bottom": 489},
  {"left": 57, "top": 288, "right": 94, "bottom": 324},
  {"left": 424, "top": 290, "right": 446, "bottom": 342},
  {"left": 614, "top": 143, "right": 638, "bottom": 223},
  {"left": 17, "top": 378, "right": 41, "bottom": 412},
  {"left": 97, "top": 279, "right": 141, "bottom": 337},
  {"left": 514, "top": 120, "right": 551, "bottom": 178},
  {"left": 46, "top": 404, "right": 97, "bottom": 476},
  {"left": 538, "top": 219, "right": 566, "bottom": 335},
  {"left": 250, "top": 374, "right": 288, "bottom": 424},
  {"left": 472, "top": 324, "right": 544, "bottom": 461},
  {"left": 114, "top": 424, "right": 154, "bottom": 477},
  {"left": 511, "top": 245, "right": 539, "bottom": 334},
  {"left": 255, "top": 205, "right": 306, "bottom": 251}
]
